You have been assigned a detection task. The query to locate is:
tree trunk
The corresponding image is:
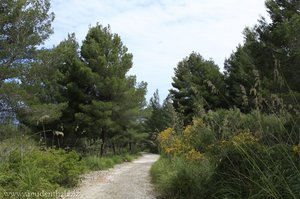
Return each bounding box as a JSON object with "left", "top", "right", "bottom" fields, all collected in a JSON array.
[
  {"left": 112, "top": 143, "right": 116, "bottom": 155},
  {"left": 100, "top": 130, "right": 106, "bottom": 157},
  {"left": 129, "top": 142, "right": 132, "bottom": 152},
  {"left": 100, "top": 142, "right": 105, "bottom": 157}
]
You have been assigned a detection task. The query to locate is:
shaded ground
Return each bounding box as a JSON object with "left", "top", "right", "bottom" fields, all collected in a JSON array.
[{"left": 65, "top": 153, "right": 160, "bottom": 199}]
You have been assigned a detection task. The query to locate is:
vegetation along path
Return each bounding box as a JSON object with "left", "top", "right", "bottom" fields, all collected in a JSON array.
[{"left": 66, "top": 154, "right": 160, "bottom": 199}]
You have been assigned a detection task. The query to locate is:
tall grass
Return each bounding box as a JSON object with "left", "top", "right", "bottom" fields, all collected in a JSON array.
[
  {"left": 0, "top": 137, "right": 85, "bottom": 198},
  {"left": 151, "top": 109, "right": 300, "bottom": 199},
  {"left": 83, "top": 153, "right": 139, "bottom": 171},
  {"left": 151, "top": 156, "right": 214, "bottom": 199},
  {"left": 0, "top": 127, "right": 141, "bottom": 198}
]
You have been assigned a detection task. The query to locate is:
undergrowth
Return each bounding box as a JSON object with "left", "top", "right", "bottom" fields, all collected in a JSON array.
[
  {"left": 151, "top": 109, "right": 300, "bottom": 199},
  {"left": 83, "top": 153, "right": 139, "bottom": 171},
  {"left": 0, "top": 128, "right": 140, "bottom": 198}
]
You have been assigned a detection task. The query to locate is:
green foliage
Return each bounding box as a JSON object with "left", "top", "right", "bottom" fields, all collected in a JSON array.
[
  {"left": 0, "top": 138, "right": 84, "bottom": 196},
  {"left": 170, "top": 52, "right": 226, "bottom": 125},
  {"left": 225, "top": 0, "right": 300, "bottom": 111},
  {"left": 145, "top": 90, "right": 176, "bottom": 153},
  {"left": 75, "top": 24, "right": 147, "bottom": 154},
  {"left": 13, "top": 22, "right": 148, "bottom": 153},
  {"left": 209, "top": 141, "right": 300, "bottom": 199},
  {"left": 203, "top": 108, "right": 299, "bottom": 145},
  {"left": 151, "top": 157, "right": 214, "bottom": 199},
  {"left": 153, "top": 109, "right": 300, "bottom": 199},
  {"left": 83, "top": 153, "right": 139, "bottom": 171},
  {"left": 27, "top": 25, "right": 147, "bottom": 152},
  {"left": 0, "top": 0, "right": 54, "bottom": 62},
  {"left": 0, "top": 123, "right": 31, "bottom": 142},
  {"left": 0, "top": 0, "right": 54, "bottom": 122}
]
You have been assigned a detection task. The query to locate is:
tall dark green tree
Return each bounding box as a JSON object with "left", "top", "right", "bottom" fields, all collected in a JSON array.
[
  {"left": 225, "top": 0, "right": 300, "bottom": 112},
  {"left": 18, "top": 34, "right": 83, "bottom": 145},
  {"left": 146, "top": 90, "right": 164, "bottom": 133},
  {"left": 146, "top": 91, "right": 175, "bottom": 133},
  {"left": 224, "top": 43, "right": 260, "bottom": 112},
  {"left": 260, "top": 0, "right": 300, "bottom": 94},
  {"left": 170, "top": 52, "right": 226, "bottom": 125},
  {"left": 73, "top": 24, "right": 147, "bottom": 155},
  {"left": 0, "top": 0, "right": 54, "bottom": 122},
  {"left": 145, "top": 90, "right": 176, "bottom": 152},
  {"left": 20, "top": 25, "right": 148, "bottom": 152}
]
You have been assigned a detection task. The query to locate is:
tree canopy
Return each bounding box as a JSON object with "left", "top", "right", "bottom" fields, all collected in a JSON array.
[
  {"left": 0, "top": 0, "right": 54, "bottom": 122},
  {"left": 225, "top": 0, "right": 300, "bottom": 112},
  {"left": 170, "top": 52, "right": 226, "bottom": 125}
]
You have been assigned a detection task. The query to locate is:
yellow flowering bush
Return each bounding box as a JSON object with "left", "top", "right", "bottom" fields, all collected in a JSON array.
[
  {"left": 182, "top": 119, "right": 206, "bottom": 143},
  {"left": 158, "top": 121, "right": 204, "bottom": 160},
  {"left": 183, "top": 125, "right": 193, "bottom": 138},
  {"left": 158, "top": 128, "right": 174, "bottom": 153},
  {"left": 158, "top": 127, "right": 173, "bottom": 143},
  {"left": 292, "top": 144, "right": 300, "bottom": 156},
  {"left": 185, "top": 148, "right": 203, "bottom": 160},
  {"left": 232, "top": 131, "right": 258, "bottom": 146},
  {"left": 192, "top": 118, "right": 205, "bottom": 128}
]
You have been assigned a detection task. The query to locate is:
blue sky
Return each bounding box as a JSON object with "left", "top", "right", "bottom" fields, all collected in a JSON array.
[{"left": 45, "top": 0, "right": 268, "bottom": 102}]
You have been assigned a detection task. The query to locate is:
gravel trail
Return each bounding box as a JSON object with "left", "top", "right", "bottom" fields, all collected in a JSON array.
[{"left": 66, "top": 153, "right": 159, "bottom": 199}]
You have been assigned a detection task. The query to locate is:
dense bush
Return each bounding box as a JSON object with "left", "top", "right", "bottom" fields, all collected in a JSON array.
[
  {"left": 0, "top": 138, "right": 84, "bottom": 198},
  {"left": 83, "top": 153, "right": 139, "bottom": 171},
  {"left": 151, "top": 156, "right": 214, "bottom": 199},
  {"left": 152, "top": 109, "right": 300, "bottom": 199},
  {"left": 203, "top": 109, "right": 299, "bottom": 145},
  {"left": 0, "top": 124, "right": 142, "bottom": 198},
  {"left": 209, "top": 138, "right": 300, "bottom": 198}
]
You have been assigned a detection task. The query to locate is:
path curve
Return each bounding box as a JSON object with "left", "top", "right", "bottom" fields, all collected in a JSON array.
[{"left": 66, "top": 153, "right": 159, "bottom": 199}]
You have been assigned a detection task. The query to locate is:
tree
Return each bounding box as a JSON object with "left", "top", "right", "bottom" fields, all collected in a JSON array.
[
  {"left": 170, "top": 52, "right": 226, "bottom": 125},
  {"left": 17, "top": 34, "right": 82, "bottom": 146},
  {"left": 224, "top": 44, "right": 260, "bottom": 112},
  {"left": 146, "top": 91, "right": 175, "bottom": 133},
  {"left": 0, "top": 0, "right": 54, "bottom": 122},
  {"left": 225, "top": 0, "right": 300, "bottom": 112},
  {"left": 19, "top": 24, "right": 147, "bottom": 153},
  {"left": 73, "top": 24, "right": 147, "bottom": 155},
  {"left": 145, "top": 90, "right": 176, "bottom": 152},
  {"left": 260, "top": 0, "right": 300, "bottom": 93},
  {"left": 146, "top": 90, "right": 164, "bottom": 133}
]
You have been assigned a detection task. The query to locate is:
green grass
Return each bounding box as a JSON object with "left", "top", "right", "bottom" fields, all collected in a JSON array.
[
  {"left": 152, "top": 145, "right": 300, "bottom": 199},
  {"left": 0, "top": 135, "right": 141, "bottom": 198},
  {"left": 151, "top": 109, "right": 300, "bottom": 199},
  {"left": 83, "top": 153, "right": 140, "bottom": 171},
  {"left": 151, "top": 156, "right": 214, "bottom": 199},
  {"left": 0, "top": 141, "right": 84, "bottom": 198}
]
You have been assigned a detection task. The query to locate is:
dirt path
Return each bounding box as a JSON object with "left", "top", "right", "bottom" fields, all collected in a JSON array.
[{"left": 65, "top": 153, "right": 160, "bottom": 199}]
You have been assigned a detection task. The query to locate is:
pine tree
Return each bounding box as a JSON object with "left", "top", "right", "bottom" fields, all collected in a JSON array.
[
  {"left": 225, "top": 0, "right": 300, "bottom": 111},
  {"left": 170, "top": 52, "right": 225, "bottom": 125},
  {"left": 145, "top": 90, "right": 176, "bottom": 152},
  {"left": 0, "top": 0, "right": 54, "bottom": 122},
  {"left": 73, "top": 24, "right": 147, "bottom": 155}
]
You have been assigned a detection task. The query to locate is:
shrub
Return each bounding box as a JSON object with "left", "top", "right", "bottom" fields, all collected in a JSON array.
[
  {"left": 83, "top": 153, "right": 139, "bottom": 171},
  {"left": 210, "top": 140, "right": 300, "bottom": 198},
  {"left": 203, "top": 109, "right": 299, "bottom": 145},
  {"left": 0, "top": 139, "right": 84, "bottom": 197},
  {"left": 151, "top": 156, "right": 214, "bottom": 199},
  {"left": 153, "top": 110, "right": 300, "bottom": 199}
]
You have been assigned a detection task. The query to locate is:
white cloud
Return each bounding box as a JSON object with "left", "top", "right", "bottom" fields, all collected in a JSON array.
[{"left": 46, "top": 0, "right": 268, "bottom": 100}]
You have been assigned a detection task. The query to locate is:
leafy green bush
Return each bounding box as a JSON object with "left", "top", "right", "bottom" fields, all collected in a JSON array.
[
  {"left": 153, "top": 109, "right": 300, "bottom": 199},
  {"left": 203, "top": 109, "right": 299, "bottom": 145},
  {"left": 209, "top": 140, "right": 300, "bottom": 198},
  {"left": 83, "top": 153, "right": 139, "bottom": 171},
  {"left": 0, "top": 124, "right": 31, "bottom": 142},
  {"left": 151, "top": 156, "right": 214, "bottom": 199},
  {"left": 0, "top": 139, "right": 84, "bottom": 197}
]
